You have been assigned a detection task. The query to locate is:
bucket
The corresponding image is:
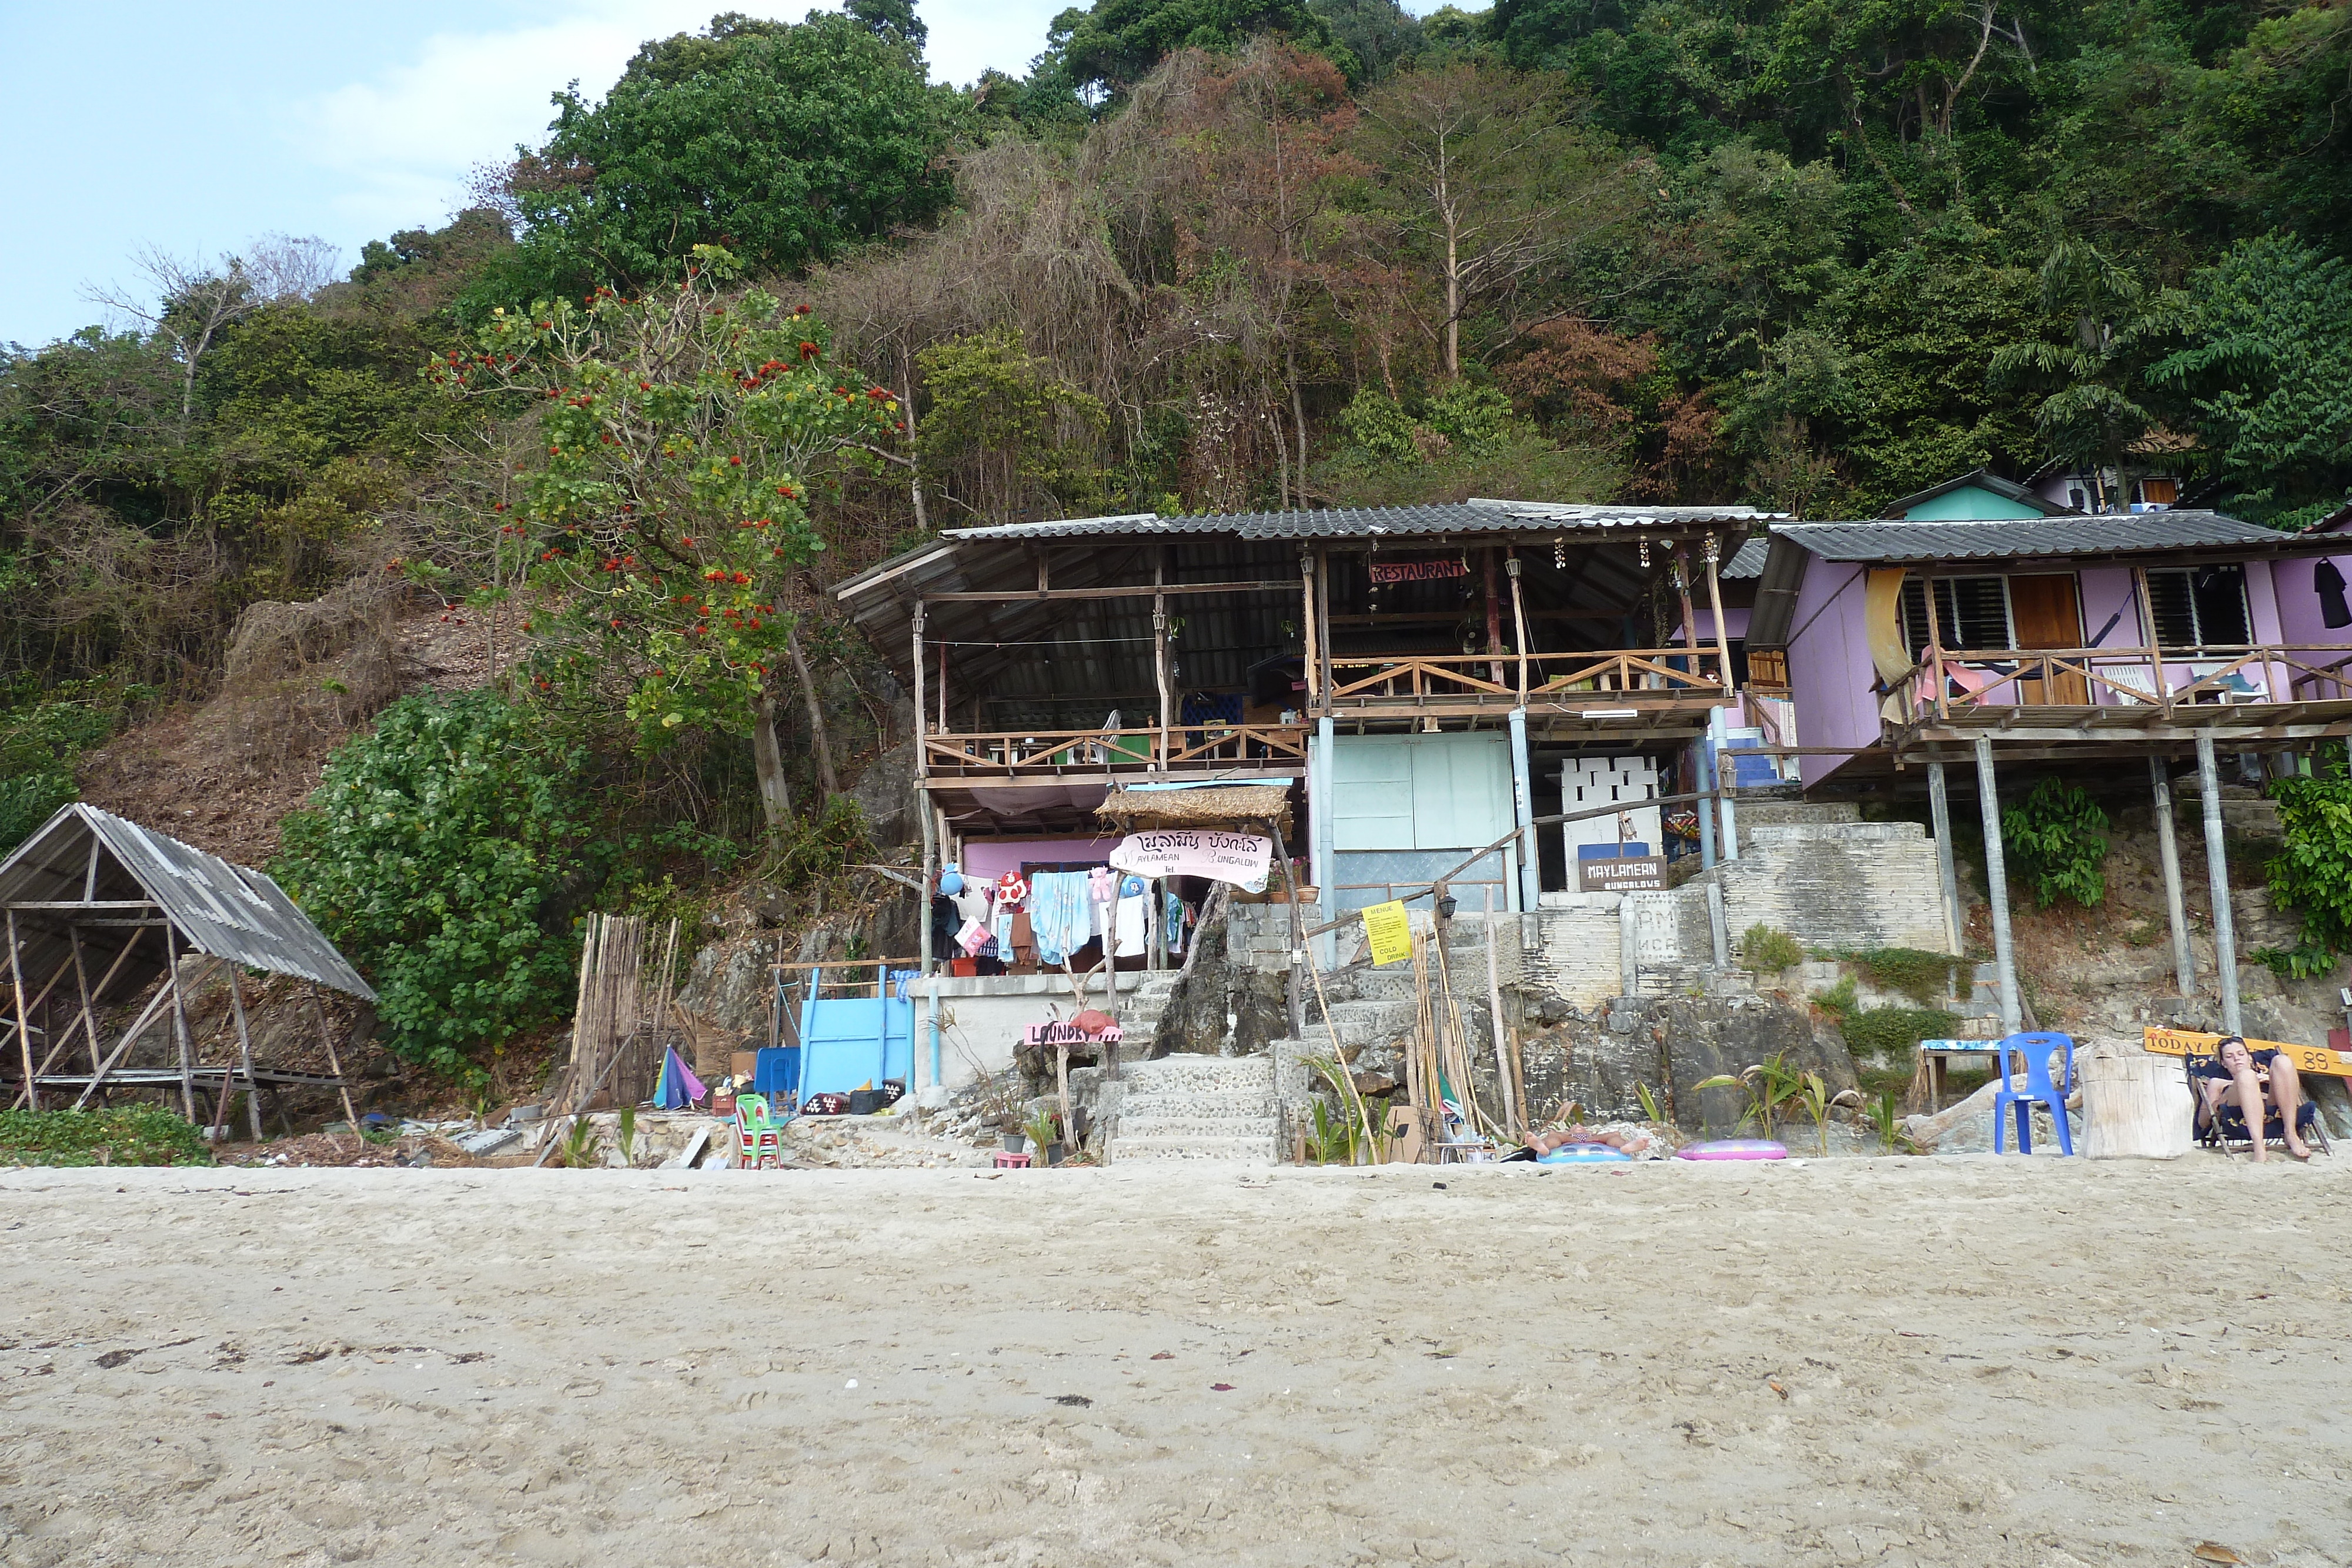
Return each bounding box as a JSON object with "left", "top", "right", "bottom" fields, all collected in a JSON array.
[{"left": 2080, "top": 1039, "right": 2194, "bottom": 1159}]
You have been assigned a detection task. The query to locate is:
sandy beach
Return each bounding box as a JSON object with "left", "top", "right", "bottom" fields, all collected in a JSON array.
[{"left": 4, "top": 1155, "right": 2347, "bottom": 1567}]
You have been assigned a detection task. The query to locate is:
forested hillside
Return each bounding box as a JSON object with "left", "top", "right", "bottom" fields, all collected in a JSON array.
[{"left": 2, "top": 0, "right": 2347, "bottom": 1078}]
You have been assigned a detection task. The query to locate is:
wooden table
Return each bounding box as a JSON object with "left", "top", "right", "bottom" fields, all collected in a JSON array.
[{"left": 1918, "top": 1039, "right": 2006, "bottom": 1112}]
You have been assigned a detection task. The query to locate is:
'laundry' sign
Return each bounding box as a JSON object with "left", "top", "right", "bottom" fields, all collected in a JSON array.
[{"left": 1108, "top": 830, "right": 1272, "bottom": 888}]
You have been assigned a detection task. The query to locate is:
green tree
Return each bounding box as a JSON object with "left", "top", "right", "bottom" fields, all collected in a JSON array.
[
  {"left": 485, "top": 11, "right": 957, "bottom": 307},
  {"left": 433, "top": 247, "right": 901, "bottom": 828},
  {"left": 914, "top": 327, "right": 1110, "bottom": 520},
  {"left": 275, "top": 692, "right": 600, "bottom": 1076},
  {"left": 2145, "top": 233, "right": 2352, "bottom": 519},
  {"left": 1040, "top": 0, "right": 1344, "bottom": 102}
]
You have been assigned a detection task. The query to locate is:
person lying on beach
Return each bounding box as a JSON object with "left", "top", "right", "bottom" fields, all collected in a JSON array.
[
  {"left": 1524, "top": 1124, "right": 1639, "bottom": 1155},
  {"left": 2192, "top": 1035, "right": 2311, "bottom": 1162}
]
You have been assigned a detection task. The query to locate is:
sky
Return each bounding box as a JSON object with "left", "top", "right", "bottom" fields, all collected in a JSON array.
[{"left": 0, "top": 0, "right": 1102, "bottom": 349}]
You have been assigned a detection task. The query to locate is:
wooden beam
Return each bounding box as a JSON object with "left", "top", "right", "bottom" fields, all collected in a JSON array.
[
  {"left": 5, "top": 900, "right": 160, "bottom": 912},
  {"left": 921, "top": 579, "right": 1295, "bottom": 604}
]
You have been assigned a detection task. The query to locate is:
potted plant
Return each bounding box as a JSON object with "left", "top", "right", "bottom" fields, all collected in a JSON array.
[
  {"left": 1024, "top": 1108, "right": 1064, "bottom": 1166},
  {"left": 1000, "top": 1111, "right": 1026, "bottom": 1154}
]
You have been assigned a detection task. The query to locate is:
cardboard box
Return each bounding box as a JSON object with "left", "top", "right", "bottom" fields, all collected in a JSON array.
[{"left": 730, "top": 1051, "right": 759, "bottom": 1085}]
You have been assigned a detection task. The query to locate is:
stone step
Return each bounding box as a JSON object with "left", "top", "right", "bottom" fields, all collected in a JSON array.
[
  {"left": 1117, "top": 1088, "right": 1277, "bottom": 1119},
  {"left": 1120, "top": 1057, "right": 1275, "bottom": 1091},
  {"left": 1118, "top": 1115, "right": 1279, "bottom": 1142},
  {"left": 1114, "top": 1134, "right": 1281, "bottom": 1164}
]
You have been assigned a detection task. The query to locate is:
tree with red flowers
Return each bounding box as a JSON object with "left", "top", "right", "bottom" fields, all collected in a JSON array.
[{"left": 430, "top": 245, "right": 901, "bottom": 827}]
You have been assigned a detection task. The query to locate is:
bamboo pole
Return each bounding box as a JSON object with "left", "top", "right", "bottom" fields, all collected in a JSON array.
[
  {"left": 71, "top": 975, "right": 175, "bottom": 1111},
  {"left": 1482, "top": 887, "right": 1518, "bottom": 1139},
  {"left": 308, "top": 984, "right": 362, "bottom": 1147},
  {"left": 1300, "top": 555, "right": 1319, "bottom": 709},
  {"left": 1507, "top": 554, "right": 1531, "bottom": 702},
  {"left": 9, "top": 912, "right": 39, "bottom": 1111},
  {"left": 224, "top": 962, "right": 263, "bottom": 1143},
  {"left": 166, "top": 927, "right": 195, "bottom": 1121},
  {"left": 68, "top": 927, "right": 102, "bottom": 1077}
]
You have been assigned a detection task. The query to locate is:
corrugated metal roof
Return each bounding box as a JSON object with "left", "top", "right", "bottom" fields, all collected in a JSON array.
[
  {"left": 0, "top": 804, "right": 375, "bottom": 1002},
  {"left": 938, "top": 499, "right": 1776, "bottom": 544},
  {"left": 1777, "top": 511, "right": 2292, "bottom": 562},
  {"left": 1720, "top": 536, "right": 1769, "bottom": 580}
]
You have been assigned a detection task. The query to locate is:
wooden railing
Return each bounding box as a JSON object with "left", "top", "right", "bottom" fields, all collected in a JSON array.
[
  {"left": 921, "top": 723, "right": 1308, "bottom": 778},
  {"left": 1324, "top": 647, "right": 1732, "bottom": 709},
  {"left": 1893, "top": 645, "right": 2352, "bottom": 723}
]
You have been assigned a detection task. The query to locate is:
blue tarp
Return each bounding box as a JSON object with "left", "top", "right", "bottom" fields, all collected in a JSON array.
[{"left": 796, "top": 994, "right": 913, "bottom": 1099}]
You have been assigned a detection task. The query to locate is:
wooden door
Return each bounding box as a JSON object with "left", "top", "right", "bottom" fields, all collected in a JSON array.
[{"left": 2009, "top": 574, "right": 2088, "bottom": 704}]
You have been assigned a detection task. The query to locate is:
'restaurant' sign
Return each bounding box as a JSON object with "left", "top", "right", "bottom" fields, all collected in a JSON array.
[
  {"left": 1367, "top": 556, "right": 1469, "bottom": 585},
  {"left": 1578, "top": 855, "right": 1667, "bottom": 893}
]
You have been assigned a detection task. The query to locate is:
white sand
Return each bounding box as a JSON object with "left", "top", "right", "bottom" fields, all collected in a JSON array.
[{"left": 4, "top": 1155, "right": 2348, "bottom": 1567}]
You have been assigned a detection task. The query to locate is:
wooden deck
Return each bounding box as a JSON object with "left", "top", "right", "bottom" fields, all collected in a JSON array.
[{"left": 920, "top": 723, "right": 1308, "bottom": 784}]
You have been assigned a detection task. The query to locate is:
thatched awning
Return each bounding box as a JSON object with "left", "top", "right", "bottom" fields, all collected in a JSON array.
[{"left": 1096, "top": 783, "right": 1292, "bottom": 833}]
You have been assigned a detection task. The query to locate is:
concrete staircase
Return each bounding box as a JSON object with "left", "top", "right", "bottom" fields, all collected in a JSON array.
[
  {"left": 1121, "top": 972, "right": 1178, "bottom": 1044},
  {"left": 1108, "top": 1053, "right": 1285, "bottom": 1164}
]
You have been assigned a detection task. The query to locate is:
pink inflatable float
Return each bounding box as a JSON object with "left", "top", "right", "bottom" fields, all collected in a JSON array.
[{"left": 1674, "top": 1139, "right": 1788, "bottom": 1161}]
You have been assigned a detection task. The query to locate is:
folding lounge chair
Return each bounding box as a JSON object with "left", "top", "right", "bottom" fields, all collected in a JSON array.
[{"left": 2184, "top": 1051, "right": 2332, "bottom": 1157}]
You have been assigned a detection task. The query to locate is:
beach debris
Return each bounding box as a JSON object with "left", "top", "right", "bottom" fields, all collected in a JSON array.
[
  {"left": 1050, "top": 1395, "right": 1091, "bottom": 1407},
  {"left": 1210, "top": 1383, "right": 1234, "bottom": 1392},
  {"left": 453, "top": 1126, "right": 520, "bottom": 1158},
  {"left": 2191, "top": 1545, "right": 2243, "bottom": 1564}
]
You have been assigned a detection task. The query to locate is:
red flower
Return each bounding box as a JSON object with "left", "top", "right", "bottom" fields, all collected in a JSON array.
[
  {"left": 729, "top": 455, "right": 742, "bottom": 466},
  {"left": 799, "top": 342, "right": 818, "bottom": 359}
]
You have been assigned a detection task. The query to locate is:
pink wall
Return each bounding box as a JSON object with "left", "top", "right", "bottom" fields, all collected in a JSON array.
[
  {"left": 958, "top": 837, "right": 1121, "bottom": 880},
  {"left": 1786, "top": 563, "right": 1878, "bottom": 789},
  {"left": 2274, "top": 553, "right": 2352, "bottom": 648},
  {"left": 1673, "top": 608, "right": 1752, "bottom": 644}
]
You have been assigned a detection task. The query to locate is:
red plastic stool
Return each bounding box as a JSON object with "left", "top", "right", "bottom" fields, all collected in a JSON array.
[{"left": 993, "top": 1150, "right": 1032, "bottom": 1169}]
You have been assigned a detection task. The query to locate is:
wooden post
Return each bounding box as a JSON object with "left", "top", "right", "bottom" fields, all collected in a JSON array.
[
  {"left": 2196, "top": 731, "right": 2242, "bottom": 1035},
  {"left": 68, "top": 926, "right": 102, "bottom": 1076},
  {"left": 2132, "top": 565, "right": 2171, "bottom": 718},
  {"left": 1922, "top": 571, "right": 1947, "bottom": 719},
  {"left": 1153, "top": 553, "right": 1171, "bottom": 772},
  {"left": 1481, "top": 887, "right": 1516, "bottom": 1139},
  {"left": 166, "top": 925, "right": 196, "bottom": 1121},
  {"left": 1314, "top": 547, "right": 1332, "bottom": 706},
  {"left": 1482, "top": 548, "right": 1505, "bottom": 687},
  {"left": 308, "top": 984, "right": 362, "bottom": 1145},
  {"left": 1268, "top": 817, "right": 1307, "bottom": 1044},
  {"left": 225, "top": 962, "right": 265, "bottom": 1142},
  {"left": 1671, "top": 545, "right": 1702, "bottom": 689},
  {"left": 1299, "top": 555, "right": 1319, "bottom": 710},
  {"left": 1506, "top": 554, "right": 1531, "bottom": 701},
  {"left": 1702, "top": 533, "right": 1736, "bottom": 700},
  {"left": 8, "top": 911, "right": 38, "bottom": 1111},
  {"left": 1926, "top": 763, "right": 1964, "bottom": 958},
  {"left": 1972, "top": 737, "right": 2023, "bottom": 1035},
  {"left": 2149, "top": 757, "right": 2196, "bottom": 998}
]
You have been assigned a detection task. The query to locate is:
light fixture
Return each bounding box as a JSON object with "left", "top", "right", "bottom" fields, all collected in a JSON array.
[
  {"left": 1436, "top": 892, "right": 1458, "bottom": 922},
  {"left": 1585, "top": 708, "right": 1639, "bottom": 720}
]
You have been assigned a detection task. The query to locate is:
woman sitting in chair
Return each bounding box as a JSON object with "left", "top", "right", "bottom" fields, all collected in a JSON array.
[{"left": 2193, "top": 1036, "right": 2311, "bottom": 1162}]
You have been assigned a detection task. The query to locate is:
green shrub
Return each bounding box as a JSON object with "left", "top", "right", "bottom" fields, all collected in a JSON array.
[
  {"left": 1845, "top": 947, "right": 1968, "bottom": 1004},
  {"left": 0, "top": 680, "right": 159, "bottom": 854},
  {"left": 776, "top": 795, "right": 871, "bottom": 885},
  {"left": 2263, "top": 774, "right": 2352, "bottom": 975},
  {"left": 2000, "top": 778, "right": 2109, "bottom": 907},
  {"left": 1813, "top": 973, "right": 1857, "bottom": 1022},
  {"left": 1842, "top": 1006, "right": 1961, "bottom": 1061},
  {"left": 275, "top": 691, "right": 603, "bottom": 1078},
  {"left": 0, "top": 1106, "right": 212, "bottom": 1166},
  {"left": 1740, "top": 922, "right": 1803, "bottom": 973}
]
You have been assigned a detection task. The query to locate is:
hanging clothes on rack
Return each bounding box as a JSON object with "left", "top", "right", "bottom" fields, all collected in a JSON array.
[{"left": 1028, "top": 871, "right": 1094, "bottom": 966}]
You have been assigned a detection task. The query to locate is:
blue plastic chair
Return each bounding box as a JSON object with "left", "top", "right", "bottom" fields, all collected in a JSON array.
[{"left": 1991, "top": 1031, "right": 2076, "bottom": 1155}]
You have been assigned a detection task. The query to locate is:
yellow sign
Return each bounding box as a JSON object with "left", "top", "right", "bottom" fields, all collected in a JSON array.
[
  {"left": 1361, "top": 900, "right": 1413, "bottom": 967},
  {"left": 2142, "top": 1027, "right": 2352, "bottom": 1081}
]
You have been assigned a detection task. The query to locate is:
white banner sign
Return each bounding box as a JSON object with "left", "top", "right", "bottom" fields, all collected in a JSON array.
[{"left": 1108, "top": 830, "right": 1272, "bottom": 890}]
